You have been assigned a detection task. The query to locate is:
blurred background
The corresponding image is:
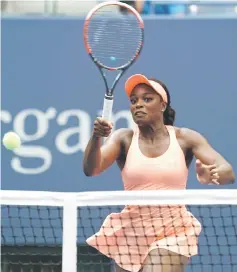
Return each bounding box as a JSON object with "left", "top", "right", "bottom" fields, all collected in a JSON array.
[
  {"left": 1, "top": 1, "right": 237, "bottom": 272},
  {"left": 2, "top": 0, "right": 237, "bottom": 192},
  {"left": 2, "top": 0, "right": 237, "bottom": 16}
]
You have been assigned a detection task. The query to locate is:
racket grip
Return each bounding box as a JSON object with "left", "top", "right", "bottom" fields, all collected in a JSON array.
[{"left": 102, "top": 97, "right": 114, "bottom": 121}]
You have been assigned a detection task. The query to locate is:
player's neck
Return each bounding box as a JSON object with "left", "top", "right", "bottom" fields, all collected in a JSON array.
[{"left": 138, "top": 123, "right": 168, "bottom": 142}]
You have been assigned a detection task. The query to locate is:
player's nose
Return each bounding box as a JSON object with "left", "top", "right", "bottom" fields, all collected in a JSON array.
[{"left": 135, "top": 99, "right": 144, "bottom": 108}]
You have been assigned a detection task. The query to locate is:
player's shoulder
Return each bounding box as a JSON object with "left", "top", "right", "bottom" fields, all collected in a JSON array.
[
  {"left": 108, "top": 128, "right": 133, "bottom": 148},
  {"left": 173, "top": 126, "right": 207, "bottom": 145},
  {"left": 174, "top": 126, "right": 196, "bottom": 137},
  {"left": 112, "top": 128, "right": 134, "bottom": 141}
]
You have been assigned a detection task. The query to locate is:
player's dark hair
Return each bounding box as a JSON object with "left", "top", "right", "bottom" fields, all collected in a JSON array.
[{"left": 149, "top": 78, "right": 176, "bottom": 126}]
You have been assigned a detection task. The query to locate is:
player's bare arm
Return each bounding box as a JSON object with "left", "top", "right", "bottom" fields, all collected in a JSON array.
[
  {"left": 181, "top": 128, "right": 235, "bottom": 185},
  {"left": 83, "top": 118, "right": 130, "bottom": 176}
]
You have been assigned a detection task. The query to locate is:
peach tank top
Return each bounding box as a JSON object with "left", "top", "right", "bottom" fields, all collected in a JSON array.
[{"left": 121, "top": 125, "right": 188, "bottom": 190}]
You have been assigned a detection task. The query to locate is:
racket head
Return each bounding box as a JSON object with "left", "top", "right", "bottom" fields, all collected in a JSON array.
[{"left": 83, "top": 1, "right": 144, "bottom": 71}]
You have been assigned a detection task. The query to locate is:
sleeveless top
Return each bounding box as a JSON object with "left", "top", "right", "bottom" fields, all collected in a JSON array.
[{"left": 121, "top": 125, "right": 188, "bottom": 191}]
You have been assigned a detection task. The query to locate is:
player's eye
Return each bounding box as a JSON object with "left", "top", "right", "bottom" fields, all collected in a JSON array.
[
  {"left": 144, "top": 97, "right": 152, "bottom": 102},
  {"left": 130, "top": 98, "right": 137, "bottom": 104}
]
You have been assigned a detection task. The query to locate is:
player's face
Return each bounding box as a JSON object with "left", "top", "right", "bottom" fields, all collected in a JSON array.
[{"left": 129, "top": 84, "right": 164, "bottom": 125}]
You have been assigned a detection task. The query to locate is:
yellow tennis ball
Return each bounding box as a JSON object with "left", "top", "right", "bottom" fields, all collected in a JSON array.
[{"left": 2, "top": 131, "right": 21, "bottom": 150}]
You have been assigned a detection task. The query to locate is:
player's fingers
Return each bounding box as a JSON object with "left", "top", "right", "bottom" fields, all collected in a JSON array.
[
  {"left": 211, "top": 179, "right": 220, "bottom": 185},
  {"left": 107, "top": 121, "right": 113, "bottom": 128},
  {"left": 195, "top": 160, "right": 204, "bottom": 172},
  {"left": 96, "top": 117, "right": 113, "bottom": 128},
  {"left": 211, "top": 172, "right": 219, "bottom": 178},
  {"left": 210, "top": 169, "right": 218, "bottom": 175},
  {"left": 101, "top": 130, "right": 111, "bottom": 137},
  {"left": 207, "top": 164, "right": 217, "bottom": 171},
  {"left": 95, "top": 124, "right": 111, "bottom": 132},
  {"left": 95, "top": 117, "right": 108, "bottom": 126},
  {"left": 207, "top": 179, "right": 220, "bottom": 185},
  {"left": 195, "top": 160, "right": 203, "bottom": 169},
  {"left": 94, "top": 121, "right": 112, "bottom": 132},
  {"left": 196, "top": 159, "right": 201, "bottom": 166},
  {"left": 94, "top": 127, "right": 112, "bottom": 137},
  {"left": 98, "top": 122, "right": 113, "bottom": 130}
]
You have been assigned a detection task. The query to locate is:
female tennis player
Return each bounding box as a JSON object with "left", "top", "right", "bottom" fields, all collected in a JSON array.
[{"left": 83, "top": 74, "right": 235, "bottom": 272}]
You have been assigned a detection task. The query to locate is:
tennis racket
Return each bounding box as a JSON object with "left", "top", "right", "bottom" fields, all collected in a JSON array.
[{"left": 84, "top": 1, "right": 144, "bottom": 121}]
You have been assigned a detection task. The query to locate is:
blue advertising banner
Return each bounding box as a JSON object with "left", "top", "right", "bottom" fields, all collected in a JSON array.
[{"left": 1, "top": 17, "right": 237, "bottom": 193}]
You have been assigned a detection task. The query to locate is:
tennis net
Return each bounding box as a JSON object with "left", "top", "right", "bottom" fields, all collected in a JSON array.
[{"left": 1, "top": 189, "right": 237, "bottom": 272}]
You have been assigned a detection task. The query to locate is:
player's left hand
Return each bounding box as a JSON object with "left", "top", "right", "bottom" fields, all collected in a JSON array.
[{"left": 195, "top": 159, "right": 220, "bottom": 185}]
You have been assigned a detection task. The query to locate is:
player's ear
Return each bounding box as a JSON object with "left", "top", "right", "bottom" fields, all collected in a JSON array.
[{"left": 161, "top": 102, "right": 167, "bottom": 112}]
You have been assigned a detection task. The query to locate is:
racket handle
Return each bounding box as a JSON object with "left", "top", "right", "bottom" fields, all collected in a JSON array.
[{"left": 102, "top": 97, "right": 114, "bottom": 121}]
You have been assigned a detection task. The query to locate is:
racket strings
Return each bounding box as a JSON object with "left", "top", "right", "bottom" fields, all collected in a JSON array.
[{"left": 87, "top": 7, "right": 143, "bottom": 68}]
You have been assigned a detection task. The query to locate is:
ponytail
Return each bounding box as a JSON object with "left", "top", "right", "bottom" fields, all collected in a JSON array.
[{"left": 164, "top": 105, "right": 175, "bottom": 125}]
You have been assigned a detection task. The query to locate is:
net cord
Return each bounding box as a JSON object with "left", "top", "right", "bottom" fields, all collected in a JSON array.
[{"left": 1, "top": 189, "right": 237, "bottom": 207}]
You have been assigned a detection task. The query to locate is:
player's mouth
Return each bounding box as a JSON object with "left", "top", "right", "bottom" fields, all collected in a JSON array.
[{"left": 134, "top": 111, "right": 146, "bottom": 116}]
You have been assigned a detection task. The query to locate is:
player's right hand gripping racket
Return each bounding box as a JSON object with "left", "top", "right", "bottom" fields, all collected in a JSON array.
[{"left": 84, "top": 1, "right": 144, "bottom": 121}]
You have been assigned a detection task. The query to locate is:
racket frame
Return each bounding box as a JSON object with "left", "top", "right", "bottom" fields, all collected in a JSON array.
[{"left": 83, "top": 1, "right": 144, "bottom": 120}]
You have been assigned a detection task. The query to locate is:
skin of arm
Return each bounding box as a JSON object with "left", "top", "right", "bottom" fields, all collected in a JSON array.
[
  {"left": 83, "top": 129, "right": 126, "bottom": 176},
  {"left": 181, "top": 128, "right": 235, "bottom": 185}
]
